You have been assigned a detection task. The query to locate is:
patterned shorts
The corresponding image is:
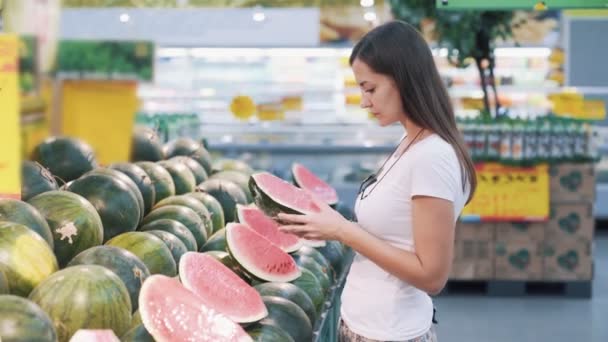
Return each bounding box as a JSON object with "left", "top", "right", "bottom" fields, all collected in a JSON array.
[{"left": 338, "top": 318, "right": 438, "bottom": 342}]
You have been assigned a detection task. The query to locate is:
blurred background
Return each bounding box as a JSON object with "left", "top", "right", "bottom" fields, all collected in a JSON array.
[{"left": 0, "top": 1, "right": 607, "bottom": 341}]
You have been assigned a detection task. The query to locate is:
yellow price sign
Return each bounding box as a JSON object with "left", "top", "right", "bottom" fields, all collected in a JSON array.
[
  {"left": 461, "top": 163, "right": 549, "bottom": 222},
  {"left": 0, "top": 34, "right": 21, "bottom": 199}
]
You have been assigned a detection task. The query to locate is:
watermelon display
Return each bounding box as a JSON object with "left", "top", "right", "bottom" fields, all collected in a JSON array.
[
  {"left": 0, "top": 198, "right": 54, "bottom": 248},
  {"left": 28, "top": 190, "right": 104, "bottom": 267},
  {"left": 21, "top": 161, "right": 58, "bottom": 201},
  {"left": 0, "top": 295, "right": 57, "bottom": 342},
  {"left": 0, "top": 222, "right": 58, "bottom": 296},
  {"left": 120, "top": 324, "right": 154, "bottom": 342},
  {"left": 138, "top": 275, "right": 252, "bottom": 342},
  {"left": 200, "top": 228, "right": 226, "bottom": 252},
  {"left": 0, "top": 269, "right": 8, "bottom": 294},
  {"left": 157, "top": 160, "right": 196, "bottom": 194},
  {"left": 187, "top": 191, "right": 225, "bottom": 233},
  {"left": 68, "top": 173, "right": 141, "bottom": 242},
  {"left": 249, "top": 172, "right": 320, "bottom": 217},
  {"left": 245, "top": 321, "right": 294, "bottom": 342},
  {"left": 68, "top": 246, "right": 150, "bottom": 312},
  {"left": 29, "top": 265, "right": 132, "bottom": 342},
  {"left": 31, "top": 136, "right": 98, "bottom": 182},
  {"left": 293, "top": 255, "right": 331, "bottom": 293},
  {"left": 179, "top": 252, "right": 267, "bottom": 323},
  {"left": 291, "top": 268, "right": 325, "bottom": 313},
  {"left": 105, "top": 232, "right": 177, "bottom": 277},
  {"left": 292, "top": 163, "right": 339, "bottom": 206},
  {"left": 131, "top": 126, "right": 164, "bottom": 162},
  {"left": 109, "top": 163, "right": 156, "bottom": 215},
  {"left": 169, "top": 156, "right": 208, "bottom": 184},
  {"left": 237, "top": 204, "right": 302, "bottom": 253},
  {"left": 139, "top": 218, "right": 197, "bottom": 252},
  {"left": 260, "top": 296, "right": 312, "bottom": 342},
  {"left": 163, "top": 138, "right": 213, "bottom": 175},
  {"left": 254, "top": 282, "right": 316, "bottom": 325},
  {"left": 142, "top": 205, "right": 207, "bottom": 248},
  {"left": 212, "top": 158, "right": 255, "bottom": 176},
  {"left": 317, "top": 240, "right": 346, "bottom": 275},
  {"left": 69, "top": 330, "right": 120, "bottom": 342},
  {"left": 153, "top": 195, "right": 213, "bottom": 237},
  {"left": 145, "top": 230, "right": 188, "bottom": 265},
  {"left": 85, "top": 168, "right": 145, "bottom": 222},
  {"left": 135, "top": 162, "right": 175, "bottom": 203},
  {"left": 211, "top": 170, "right": 254, "bottom": 202},
  {"left": 197, "top": 179, "right": 248, "bottom": 223},
  {"left": 226, "top": 223, "right": 300, "bottom": 282}
]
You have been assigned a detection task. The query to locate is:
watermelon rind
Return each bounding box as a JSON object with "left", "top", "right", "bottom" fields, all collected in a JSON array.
[
  {"left": 0, "top": 198, "right": 54, "bottom": 248},
  {"left": 254, "top": 282, "right": 317, "bottom": 325},
  {"left": 0, "top": 295, "right": 57, "bottom": 342},
  {"left": 85, "top": 168, "right": 145, "bottom": 223},
  {"left": 105, "top": 232, "right": 177, "bottom": 277},
  {"left": 130, "top": 126, "right": 164, "bottom": 162},
  {"left": 145, "top": 230, "right": 188, "bottom": 265},
  {"left": 153, "top": 195, "right": 213, "bottom": 238},
  {"left": 135, "top": 162, "right": 175, "bottom": 204},
  {"left": 200, "top": 228, "right": 227, "bottom": 252},
  {"left": 163, "top": 138, "right": 213, "bottom": 175},
  {"left": 291, "top": 163, "right": 339, "bottom": 206},
  {"left": 197, "top": 179, "right": 248, "bottom": 223},
  {"left": 249, "top": 172, "right": 319, "bottom": 217},
  {"left": 211, "top": 170, "right": 254, "bottom": 203},
  {"left": 293, "top": 255, "right": 331, "bottom": 294},
  {"left": 245, "top": 321, "right": 294, "bottom": 342},
  {"left": 260, "top": 296, "right": 312, "bottom": 342},
  {"left": 120, "top": 324, "right": 155, "bottom": 342},
  {"left": 142, "top": 205, "right": 207, "bottom": 248},
  {"left": 139, "top": 218, "right": 198, "bottom": 252},
  {"left": 109, "top": 163, "right": 157, "bottom": 215},
  {"left": 291, "top": 268, "right": 325, "bottom": 314},
  {"left": 21, "top": 160, "right": 59, "bottom": 201},
  {"left": 186, "top": 192, "right": 225, "bottom": 233},
  {"left": 157, "top": 160, "right": 196, "bottom": 195},
  {"left": 169, "top": 156, "right": 208, "bottom": 184}
]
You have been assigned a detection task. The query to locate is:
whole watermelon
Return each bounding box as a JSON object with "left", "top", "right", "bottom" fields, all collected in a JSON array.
[
  {"left": 144, "top": 230, "right": 188, "bottom": 265},
  {"left": 105, "top": 232, "right": 177, "bottom": 277},
  {"left": 68, "top": 246, "right": 151, "bottom": 313},
  {"left": 130, "top": 126, "right": 164, "bottom": 162},
  {"left": 27, "top": 190, "right": 104, "bottom": 267},
  {"left": 68, "top": 173, "right": 141, "bottom": 242},
  {"left": 291, "top": 268, "right": 325, "bottom": 314},
  {"left": 186, "top": 192, "right": 225, "bottom": 233},
  {"left": 210, "top": 170, "right": 254, "bottom": 203},
  {"left": 211, "top": 158, "right": 255, "bottom": 176},
  {"left": 0, "top": 295, "right": 57, "bottom": 342},
  {"left": 31, "top": 136, "right": 98, "bottom": 182},
  {"left": 109, "top": 163, "right": 156, "bottom": 215},
  {"left": 21, "top": 161, "right": 58, "bottom": 201},
  {"left": 163, "top": 138, "right": 212, "bottom": 175},
  {"left": 0, "top": 269, "right": 8, "bottom": 294},
  {"left": 246, "top": 321, "right": 295, "bottom": 342},
  {"left": 0, "top": 198, "right": 54, "bottom": 248},
  {"left": 261, "top": 296, "right": 312, "bottom": 342},
  {"left": 153, "top": 195, "right": 213, "bottom": 237},
  {"left": 157, "top": 160, "right": 196, "bottom": 195},
  {"left": 136, "top": 161, "right": 175, "bottom": 204},
  {"left": 0, "top": 222, "right": 59, "bottom": 297},
  {"left": 121, "top": 324, "right": 155, "bottom": 342},
  {"left": 85, "top": 168, "right": 145, "bottom": 223},
  {"left": 169, "top": 156, "right": 208, "bottom": 184},
  {"left": 28, "top": 265, "right": 132, "bottom": 342},
  {"left": 254, "top": 282, "right": 317, "bottom": 325},
  {"left": 200, "top": 228, "right": 226, "bottom": 252},
  {"left": 196, "top": 179, "right": 247, "bottom": 223},
  {"left": 139, "top": 219, "right": 197, "bottom": 252},
  {"left": 142, "top": 205, "right": 207, "bottom": 249}
]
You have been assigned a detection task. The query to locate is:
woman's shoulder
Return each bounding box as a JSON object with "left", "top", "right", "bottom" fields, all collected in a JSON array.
[{"left": 410, "top": 134, "right": 458, "bottom": 161}]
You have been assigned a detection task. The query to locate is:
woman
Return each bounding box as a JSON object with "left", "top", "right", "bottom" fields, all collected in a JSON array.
[{"left": 278, "top": 20, "right": 477, "bottom": 342}]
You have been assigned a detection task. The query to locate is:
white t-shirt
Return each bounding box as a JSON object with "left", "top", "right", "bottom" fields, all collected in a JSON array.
[{"left": 340, "top": 134, "right": 470, "bottom": 341}]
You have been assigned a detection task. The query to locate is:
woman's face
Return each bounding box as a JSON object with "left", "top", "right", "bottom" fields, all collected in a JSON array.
[{"left": 351, "top": 58, "right": 405, "bottom": 127}]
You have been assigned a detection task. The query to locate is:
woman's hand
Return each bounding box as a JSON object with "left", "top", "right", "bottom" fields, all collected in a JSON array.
[{"left": 277, "top": 192, "right": 352, "bottom": 242}]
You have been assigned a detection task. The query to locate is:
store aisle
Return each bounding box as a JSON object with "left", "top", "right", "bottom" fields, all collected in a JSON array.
[{"left": 434, "top": 231, "right": 608, "bottom": 342}]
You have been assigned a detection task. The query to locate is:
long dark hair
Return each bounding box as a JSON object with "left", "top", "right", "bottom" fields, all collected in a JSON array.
[{"left": 350, "top": 20, "right": 477, "bottom": 203}]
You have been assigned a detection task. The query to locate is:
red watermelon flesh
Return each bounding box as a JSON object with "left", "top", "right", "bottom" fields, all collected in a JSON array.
[
  {"left": 226, "top": 223, "right": 301, "bottom": 282},
  {"left": 179, "top": 252, "right": 267, "bottom": 323},
  {"left": 139, "top": 275, "right": 252, "bottom": 342},
  {"left": 237, "top": 204, "right": 302, "bottom": 253},
  {"left": 251, "top": 172, "right": 320, "bottom": 215},
  {"left": 292, "top": 163, "right": 338, "bottom": 205},
  {"left": 69, "top": 330, "right": 120, "bottom": 342}
]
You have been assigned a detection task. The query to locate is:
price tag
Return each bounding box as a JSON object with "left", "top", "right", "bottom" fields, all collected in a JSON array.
[{"left": 461, "top": 163, "right": 549, "bottom": 222}]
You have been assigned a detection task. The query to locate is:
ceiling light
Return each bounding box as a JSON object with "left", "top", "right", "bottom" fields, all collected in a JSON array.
[
  {"left": 360, "top": 0, "right": 374, "bottom": 7},
  {"left": 119, "top": 13, "right": 130, "bottom": 23},
  {"left": 363, "top": 11, "right": 377, "bottom": 22}
]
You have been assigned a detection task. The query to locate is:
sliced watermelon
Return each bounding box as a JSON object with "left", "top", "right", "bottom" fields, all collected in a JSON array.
[
  {"left": 179, "top": 252, "right": 267, "bottom": 323},
  {"left": 69, "top": 330, "right": 120, "bottom": 342},
  {"left": 292, "top": 163, "right": 338, "bottom": 206},
  {"left": 237, "top": 204, "right": 302, "bottom": 253},
  {"left": 226, "top": 223, "right": 300, "bottom": 282},
  {"left": 139, "top": 275, "right": 252, "bottom": 342},
  {"left": 249, "top": 172, "right": 320, "bottom": 217}
]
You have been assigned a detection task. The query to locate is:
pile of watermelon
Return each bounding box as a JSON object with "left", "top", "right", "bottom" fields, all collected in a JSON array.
[{"left": 0, "top": 133, "right": 353, "bottom": 342}]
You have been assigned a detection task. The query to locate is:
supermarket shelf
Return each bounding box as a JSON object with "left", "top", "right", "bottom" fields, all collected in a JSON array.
[
  {"left": 208, "top": 142, "right": 396, "bottom": 155},
  {"left": 440, "top": 280, "right": 592, "bottom": 298}
]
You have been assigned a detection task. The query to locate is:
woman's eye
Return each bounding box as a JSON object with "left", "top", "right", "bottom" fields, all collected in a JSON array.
[{"left": 365, "top": 88, "right": 375, "bottom": 94}]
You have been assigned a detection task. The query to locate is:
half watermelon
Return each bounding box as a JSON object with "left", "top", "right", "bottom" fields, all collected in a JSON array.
[
  {"left": 139, "top": 275, "right": 252, "bottom": 342},
  {"left": 226, "top": 223, "right": 300, "bottom": 282},
  {"left": 236, "top": 204, "right": 302, "bottom": 253},
  {"left": 291, "top": 163, "right": 338, "bottom": 206},
  {"left": 179, "top": 252, "right": 267, "bottom": 323},
  {"left": 249, "top": 172, "right": 320, "bottom": 217}
]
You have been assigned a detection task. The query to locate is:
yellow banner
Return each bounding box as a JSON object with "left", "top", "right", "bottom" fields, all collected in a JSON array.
[
  {"left": 462, "top": 163, "right": 550, "bottom": 222},
  {"left": 0, "top": 34, "right": 22, "bottom": 199}
]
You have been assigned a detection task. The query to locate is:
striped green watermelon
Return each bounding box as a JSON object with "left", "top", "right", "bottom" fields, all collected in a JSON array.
[
  {"left": 163, "top": 138, "right": 213, "bottom": 175},
  {"left": 0, "top": 198, "right": 54, "bottom": 248},
  {"left": 109, "top": 163, "right": 156, "bottom": 215},
  {"left": 31, "top": 136, "right": 98, "bottom": 182},
  {"left": 246, "top": 321, "right": 294, "bottom": 342},
  {"left": 200, "top": 228, "right": 226, "bottom": 252},
  {"left": 144, "top": 230, "right": 188, "bottom": 265},
  {"left": 254, "top": 282, "right": 316, "bottom": 325},
  {"left": 186, "top": 192, "right": 225, "bottom": 233},
  {"left": 142, "top": 205, "right": 207, "bottom": 248},
  {"left": 28, "top": 191, "right": 104, "bottom": 267},
  {"left": 169, "top": 156, "right": 208, "bottom": 184},
  {"left": 0, "top": 295, "right": 57, "bottom": 342},
  {"left": 153, "top": 195, "right": 213, "bottom": 237},
  {"left": 68, "top": 246, "right": 150, "bottom": 313},
  {"left": 212, "top": 158, "right": 254, "bottom": 176},
  {"left": 293, "top": 255, "right": 331, "bottom": 293},
  {"left": 0, "top": 269, "right": 8, "bottom": 294},
  {"left": 131, "top": 310, "right": 142, "bottom": 329},
  {"left": 84, "top": 168, "right": 145, "bottom": 223},
  {"left": 260, "top": 296, "right": 312, "bottom": 342},
  {"left": 105, "top": 232, "right": 177, "bottom": 277},
  {"left": 68, "top": 173, "right": 141, "bottom": 242},
  {"left": 197, "top": 179, "right": 248, "bottom": 223},
  {"left": 28, "top": 265, "right": 132, "bottom": 342},
  {"left": 135, "top": 162, "right": 175, "bottom": 203},
  {"left": 292, "top": 246, "right": 333, "bottom": 280},
  {"left": 21, "top": 161, "right": 58, "bottom": 201},
  {"left": 157, "top": 160, "right": 196, "bottom": 195},
  {"left": 130, "top": 126, "right": 164, "bottom": 162},
  {"left": 316, "top": 240, "right": 346, "bottom": 276},
  {"left": 249, "top": 172, "right": 321, "bottom": 218},
  {"left": 120, "top": 324, "right": 154, "bottom": 342},
  {"left": 0, "top": 222, "right": 58, "bottom": 297},
  {"left": 139, "top": 218, "right": 197, "bottom": 252},
  {"left": 211, "top": 170, "right": 254, "bottom": 202},
  {"left": 291, "top": 268, "right": 325, "bottom": 314}
]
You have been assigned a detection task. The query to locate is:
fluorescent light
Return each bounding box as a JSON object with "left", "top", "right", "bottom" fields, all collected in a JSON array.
[
  {"left": 119, "top": 13, "right": 130, "bottom": 23},
  {"left": 494, "top": 47, "right": 551, "bottom": 58},
  {"left": 360, "top": 0, "right": 374, "bottom": 7},
  {"left": 253, "top": 12, "right": 266, "bottom": 22},
  {"left": 364, "top": 11, "right": 377, "bottom": 22}
]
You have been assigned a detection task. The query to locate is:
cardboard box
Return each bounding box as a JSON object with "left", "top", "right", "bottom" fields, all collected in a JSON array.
[
  {"left": 456, "top": 222, "right": 495, "bottom": 242},
  {"left": 495, "top": 222, "right": 545, "bottom": 242},
  {"left": 494, "top": 240, "right": 543, "bottom": 280},
  {"left": 547, "top": 202, "right": 594, "bottom": 243},
  {"left": 549, "top": 163, "right": 595, "bottom": 202},
  {"left": 542, "top": 240, "right": 593, "bottom": 281},
  {"left": 450, "top": 240, "right": 494, "bottom": 280}
]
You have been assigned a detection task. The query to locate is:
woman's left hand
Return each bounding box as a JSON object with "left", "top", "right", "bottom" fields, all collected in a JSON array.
[{"left": 277, "top": 192, "right": 351, "bottom": 242}]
